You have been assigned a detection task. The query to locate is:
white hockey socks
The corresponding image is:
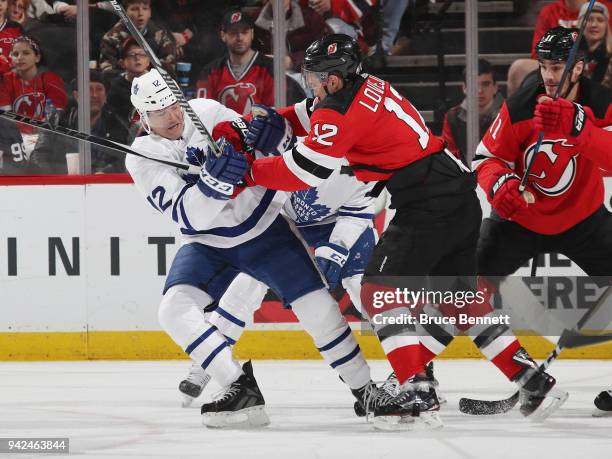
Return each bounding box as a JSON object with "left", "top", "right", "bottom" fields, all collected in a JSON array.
[
  {"left": 206, "top": 274, "right": 268, "bottom": 344},
  {"left": 159, "top": 285, "right": 242, "bottom": 387},
  {"left": 291, "top": 288, "right": 371, "bottom": 390}
]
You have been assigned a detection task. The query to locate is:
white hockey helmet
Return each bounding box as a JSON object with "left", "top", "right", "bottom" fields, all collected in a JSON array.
[{"left": 131, "top": 69, "right": 179, "bottom": 132}]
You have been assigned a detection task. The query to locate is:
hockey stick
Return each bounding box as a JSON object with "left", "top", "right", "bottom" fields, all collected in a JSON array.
[
  {"left": 0, "top": 109, "right": 199, "bottom": 174},
  {"left": 519, "top": 0, "right": 596, "bottom": 194},
  {"left": 459, "top": 284, "right": 612, "bottom": 415},
  {"left": 107, "top": 0, "right": 220, "bottom": 157}
]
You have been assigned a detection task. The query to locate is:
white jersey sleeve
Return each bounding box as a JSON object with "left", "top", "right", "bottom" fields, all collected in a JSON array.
[
  {"left": 329, "top": 180, "right": 375, "bottom": 250},
  {"left": 125, "top": 99, "right": 241, "bottom": 233}
]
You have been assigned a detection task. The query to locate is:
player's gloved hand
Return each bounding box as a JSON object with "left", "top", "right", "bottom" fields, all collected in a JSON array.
[
  {"left": 489, "top": 173, "right": 533, "bottom": 220},
  {"left": 246, "top": 105, "right": 296, "bottom": 156},
  {"left": 534, "top": 97, "right": 592, "bottom": 144},
  {"left": 195, "top": 138, "right": 248, "bottom": 200},
  {"left": 314, "top": 242, "right": 350, "bottom": 290}
]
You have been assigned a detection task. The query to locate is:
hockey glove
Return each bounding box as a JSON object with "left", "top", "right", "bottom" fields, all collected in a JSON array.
[
  {"left": 246, "top": 105, "right": 296, "bottom": 156},
  {"left": 534, "top": 97, "right": 592, "bottom": 144},
  {"left": 195, "top": 138, "right": 249, "bottom": 200},
  {"left": 314, "top": 242, "right": 350, "bottom": 290},
  {"left": 489, "top": 173, "right": 531, "bottom": 220}
]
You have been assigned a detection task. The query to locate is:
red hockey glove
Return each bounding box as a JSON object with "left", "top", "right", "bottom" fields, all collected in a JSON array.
[
  {"left": 534, "top": 97, "right": 592, "bottom": 144},
  {"left": 489, "top": 173, "right": 532, "bottom": 220}
]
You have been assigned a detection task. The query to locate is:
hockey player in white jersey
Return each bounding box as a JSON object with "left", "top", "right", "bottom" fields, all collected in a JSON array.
[
  {"left": 126, "top": 69, "right": 377, "bottom": 428},
  {"left": 178, "top": 105, "right": 382, "bottom": 417}
]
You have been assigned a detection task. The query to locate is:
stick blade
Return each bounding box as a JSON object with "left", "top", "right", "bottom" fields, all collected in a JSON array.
[{"left": 459, "top": 392, "right": 519, "bottom": 415}]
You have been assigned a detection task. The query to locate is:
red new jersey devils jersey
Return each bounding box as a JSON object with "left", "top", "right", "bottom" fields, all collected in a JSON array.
[
  {"left": 0, "top": 21, "right": 23, "bottom": 62},
  {"left": 251, "top": 74, "right": 445, "bottom": 190},
  {"left": 195, "top": 51, "right": 274, "bottom": 116},
  {"left": 476, "top": 78, "right": 612, "bottom": 235},
  {"left": 0, "top": 71, "right": 68, "bottom": 116}
]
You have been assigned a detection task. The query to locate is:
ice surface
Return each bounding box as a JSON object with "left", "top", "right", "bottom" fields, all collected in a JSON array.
[{"left": 1, "top": 359, "right": 611, "bottom": 458}]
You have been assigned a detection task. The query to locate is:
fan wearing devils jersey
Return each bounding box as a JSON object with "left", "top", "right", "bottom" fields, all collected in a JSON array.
[
  {"left": 0, "top": 36, "right": 67, "bottom": 127},
  {"left": 245, "top": 34, "right": 483, "bottom": 429},
  {"left": 0, "top": 0, "right": 23, "bottom": 74},
  {"left": 195, "top": 8, "right": 274, "bottom": 116}
]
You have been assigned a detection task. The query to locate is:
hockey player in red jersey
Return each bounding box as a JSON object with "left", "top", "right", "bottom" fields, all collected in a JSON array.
[
  {"left": 474, "top": 26, "right": 612, "bottom": 415},
  {"left": 243, "top": 33, "right": 483, "bottom": 429}
]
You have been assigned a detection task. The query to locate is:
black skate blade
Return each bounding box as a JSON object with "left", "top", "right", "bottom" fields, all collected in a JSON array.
[
  {"left": 592, "top": 408, "right": 612, "bottom": 418},
  {"left": 202, "top": 405, "right": 270, "bottom": 429},
  {"left": 527, "top": 388, "right": 569, "bottom": 422}
]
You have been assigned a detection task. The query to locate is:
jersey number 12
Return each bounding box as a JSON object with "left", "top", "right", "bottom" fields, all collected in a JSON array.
[{"left": 385, "top": 87, "right": 430, "bottom": 150}]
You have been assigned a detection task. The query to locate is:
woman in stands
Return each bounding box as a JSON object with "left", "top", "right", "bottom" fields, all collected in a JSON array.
[
  {"left": 0, "top": 0, "right": 23, "bottom": 74},
  {"left": 0, "top": 35, "right": 67, "bottom": 154},
  {"left": 581, "top": 2, "right": 612, "bottom": 83}
]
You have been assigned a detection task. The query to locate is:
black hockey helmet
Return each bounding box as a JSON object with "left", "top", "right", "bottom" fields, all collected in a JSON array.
[
  {"left": 536, "top": 26, "right": 586, "bottom": 63},
  {"left": 302, "top": 34, "right": 362, "bottom": 90}
]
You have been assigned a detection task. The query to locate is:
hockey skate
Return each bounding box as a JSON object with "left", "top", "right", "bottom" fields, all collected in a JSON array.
[
  {"left": 593, "top": 390, "right": 612, "bottom": 417},
  {"left": 201, "top": 361, "right": 269, "bottom": 428},
  {"left": 512, "top": 348, "right": 568, "bottom": 421},
  {"left": 352, "top": 378, "right": 397, "bottom": 417},
  {"left": 179, "top": 363, "right": 212, "bottom": 407},
  {"left": 372, "top": 375, "right": 443, "bottom": 431}
]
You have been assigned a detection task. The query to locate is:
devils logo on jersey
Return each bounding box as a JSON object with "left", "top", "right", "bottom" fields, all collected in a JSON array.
[
  {"left": 12, "top": 92, "right": 47, "bottom": 119},
  {"left": 524, "top": 139, "right": 578, "bottom": 196},
  {"left": 218, "top": 83, "right": 257, "bottom": 115}
]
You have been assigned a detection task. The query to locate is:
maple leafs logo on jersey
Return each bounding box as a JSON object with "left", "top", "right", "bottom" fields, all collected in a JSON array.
[
  {"left": 291, "top": 188, "right": 331, "bottom": 223},
  {"left": 523, "top": 139, "right": 578, "bottom": 196}
]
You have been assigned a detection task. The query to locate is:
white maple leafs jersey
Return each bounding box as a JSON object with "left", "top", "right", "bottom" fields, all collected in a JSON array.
[
  {"left": 126, "top": 98, "right": 287, "bottom": 248},
  {"left": 283, "top": 158, "right": 376, "bottom": 250}
]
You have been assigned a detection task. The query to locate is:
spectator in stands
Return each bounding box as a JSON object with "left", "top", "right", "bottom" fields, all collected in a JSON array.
[
  {"left": 442, "top": 59, "right": 503, "bottom": 167},
  {"left": 107, "top": 37, "right": 150, "bottom": 137},
  {"left": 99, "top": 0, "right": 176, "bottom": 78},
  {"left": 507, "top": 0, "right": 612, "bottom": 96},
  {"left": 196, "top": 8, "right": 275, "bottom": 115},
  {"left": 0, "top": 36, "right": 67, "bottom": 154},
  {"left": 307, "top": 0, "right": 379, "bottom": 51},
  {"left": 0, "top": 116, "right": 29, "bottom": 174},
  {"left": 31, "top": 70, "right": 130, "bottom": 174},
  {"left": 581, "top": 2, "right": 612, "bottom": 83},
  {"left": 380, "top": 0, "right": 409, "bottom": 55},
  {"left": 152, "top": 0, "right": 226, "bottom": 79},
  {"left": 254, "top": 0, "right": 326, "bottom": 72},
  {"left": 1, "top": 0, "right": 24, "bottom": 74}
]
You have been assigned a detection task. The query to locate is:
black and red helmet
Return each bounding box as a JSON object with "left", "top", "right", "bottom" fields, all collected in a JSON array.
[
  {"left": 536, "top": 26, "right": 586, "bottom": 63},
  {"left": 303, "top": 34, "right": 362, "bottom": 79}
]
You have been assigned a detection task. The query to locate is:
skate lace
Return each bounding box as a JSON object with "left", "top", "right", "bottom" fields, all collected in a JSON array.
[
  {"left": 212, "top": 382, "right": 241, "bottom": 404},
  {"left": 186, "top": 364, "right": 211, "bottom": 387},
  {"left": 363, "top": 379, "right": 398, "bottom": 417}
]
